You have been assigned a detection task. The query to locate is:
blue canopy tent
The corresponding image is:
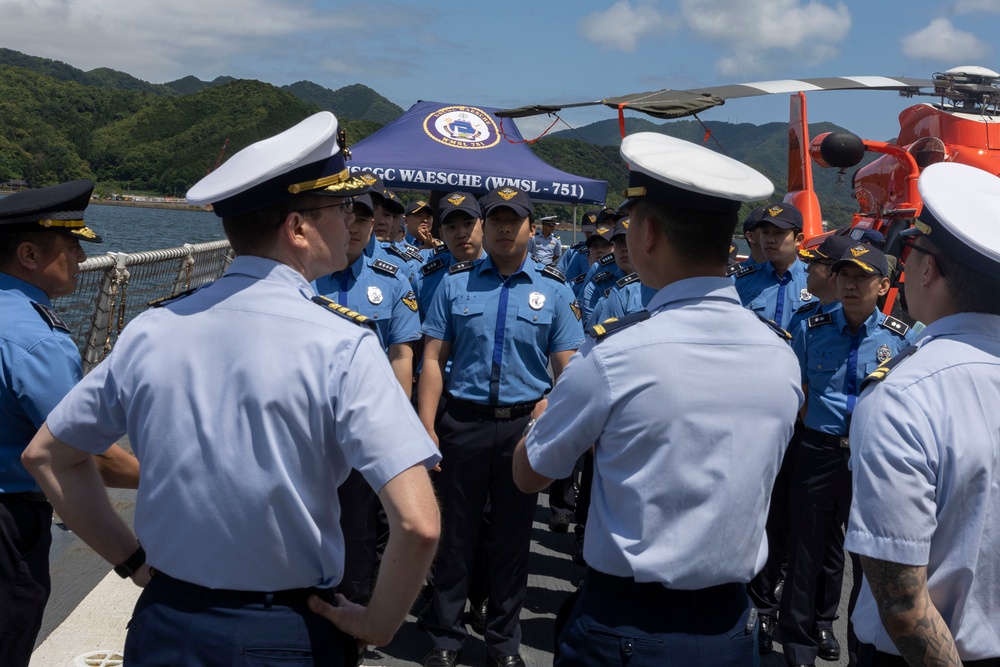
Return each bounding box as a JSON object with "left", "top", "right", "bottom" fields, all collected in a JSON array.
[{"left": 347, "top": 101, "right": 607, "bottom": 205}]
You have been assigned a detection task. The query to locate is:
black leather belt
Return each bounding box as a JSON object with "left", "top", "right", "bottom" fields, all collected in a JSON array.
[
  {"left": 151, "top": 569, "right": 337, "bottom": 607},
  {"left": 859, "top": 643, "right": 999, "bottom": 667},
  {"left": 0, "top": 491, "right": 48, "bottom": 503},
  {"left": 804, "top": 427, "right": 850, "bottom": 449},
  {"left": 446, "top": 394, "right": 538, "bottom": 420},
  {"left": 584, "top": 569, "right": 743, "bottom": 605}
]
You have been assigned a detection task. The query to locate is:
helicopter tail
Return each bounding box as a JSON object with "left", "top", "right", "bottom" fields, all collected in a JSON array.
[{"left": 784, "top": 92, "right": 824, "bottom": 242}]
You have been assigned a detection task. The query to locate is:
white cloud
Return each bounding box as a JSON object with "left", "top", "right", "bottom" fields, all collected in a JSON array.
[
  {"left": 679, "top": 0, "right": 851, "bottom": 76},
  {"left": 901, "top": 18, "right": 991, "bottom": 62},
  {"left": 954, "top": 0, "right": 1000, "bottom": 14},
  {"left": 578, "top": 1, "right": 677, "bottom": 52}
]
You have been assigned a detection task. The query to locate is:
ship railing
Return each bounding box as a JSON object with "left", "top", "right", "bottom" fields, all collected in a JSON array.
[{"left": 52, "top": 240, "right": 233, "bottom": 373}]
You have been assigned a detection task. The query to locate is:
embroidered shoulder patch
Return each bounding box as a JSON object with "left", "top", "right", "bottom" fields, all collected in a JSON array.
[
  {"left": 861, "top": 344, "right": 918, "bottom": 390},
  {"left": 616, "top": 273, "right": 639, "bottom": 288},
  {"left": 371, "top": 259, "right": 399, "bottom": 276},
  {"left": 401, "top": 291, "right": 419, "bottom": 312},
  {"left": 880, "top": 315, "right": 910, "bottom": 337},
  {"left": 587, "top": 310, "right": 652, "bottom": 341},
  {"left": 449, "top": 261, "right": 474, "bottom": 274},
  {"left": 311, "top": 296, "right": 376, "bottom": 330},
  {"left": 807, "top": 312, "right": 833, "bottom": 329},
  {"left": 541, "top": 265, "right": 566, "bottom": 283},
  {"left": 756, "top": 314, "right": 792, "bottom": 341},
  {"left": 32, "top": 302, "right": 70, "bottom": 333},
  {"left": 421, "top": 258, "right": 446, "bottom": 276}
]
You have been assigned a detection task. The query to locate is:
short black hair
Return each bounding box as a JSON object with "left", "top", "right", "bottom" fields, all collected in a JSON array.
[
  {"left": 929, "top": 239, "right": 1000, "bottom": 315},
  {"left": 222, "top": 194, "right": 327, "bottom": 257},
  {"left": 632, "top": 199, "right": 738, "bottom": 265},
  {"left": 0, "top": 230, "right": 57, "bottom": 268}
]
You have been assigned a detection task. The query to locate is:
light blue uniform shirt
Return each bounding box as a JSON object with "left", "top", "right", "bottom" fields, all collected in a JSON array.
[
  {"left": 46, "top": 256, "right": 440, "bottom": 590},
  {"left": 579, "top": 259, "right": 624, "bottom": 328},
  {"left": 422, "top": 256, "right": 584, "bottom": 405},
  {"left": 0, "top": 273, "right": 82, "bottom": 493},
  {"left": 411, "top": 250, "right": 486, "bottom": 321},
  {"left": 590, "top": 273, "right": 657, "bottom": 324},
  {"left": 845, "top": 313, "right": 1000, "bottom": 660},
  {"left": 735, "top": 259, "right": 817, "bottom": 330},
  {"left": 379, "top": 241, "right": 422, "bottom": 283},
  {"left": 527, "top": 232, "right": 561, "bottom": 265},
  {"left": 791, "top": 306, "right": 914, "bottom": 435},
  {"left": 526, "top": 277, "right": 803, "bottom": 588},
  {"left": 313, "top": 253, "right": 421, "bottom": 353},
  {"left": 560, "top": 244, "right": 592, "bottom": 297}
]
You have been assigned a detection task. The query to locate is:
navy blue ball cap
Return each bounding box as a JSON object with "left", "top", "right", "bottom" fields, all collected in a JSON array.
[
  {"left": 611, "top": 217, "right": 629, "bottom": 240},
  {"left": 742, "top": 207, "right": 765, "bottom": 233},
  {"left": 438, "top": 191, "right": 481, "bottom": 225},
  {"left": 0, "top": 179, "right": 102, "bottom": 243},
  {"left": 353, "top": 193, "right": 374, "bottom": 215},
  {"left": 481, "top": 186, "right": 533, "bottom": 219},
  {"left": 757, "top": 203, "right": 803, "bottom": 230},
  {"left": 620, "top": 133, "right": 773, "bottom": 213},
  {"left": 913, "top": 162, "right": 1000, "bottom": 278},
  {"left": 582, "top": 209, "right": 601, "bottom": 226},
  {"left": 586, "top": 223, "right": 615, "bottom": 246},
  {"left": 832, "top": 243, "right": 890, "bottom": 277},
  {"left": 352, "top": 171, "right": 386, "bottom": 206},
  {"left": 405, "top": 199, "right": 434, "bottom": 216},
  {"left": 383, "top": 189, "right": 405, "bottom": 214},
  {"left": 186, "top": 112, "right": 370, "bottom": 218},
  {"left": 799, "top": 234, "right": 854, "bottom": 262}
]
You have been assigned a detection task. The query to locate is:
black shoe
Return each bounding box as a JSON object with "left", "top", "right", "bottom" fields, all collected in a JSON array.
[
  {"left": 422, "top": 648, "right": 459, "bottom": 667},
  {"left": 816, "top": 628, "right": 841, "bottom": 661},
  {"left": 549, "top": 512, "right": 570, "bottom": 533},
  {"left": 487, "top": 656, "right": 526, "bottom": 667},
  {"left": 467, "top": 598, "right": 488, "bottom": 634},
  {"left": 758, "top": 615, "right": 776, "bottom": 655}
]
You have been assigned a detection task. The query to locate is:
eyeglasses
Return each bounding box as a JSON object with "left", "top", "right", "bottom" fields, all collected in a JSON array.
[
  {"left": 298, "top": 198, "right": 355, "bottom": 216},
  {"left": 900, "top": 236, "right": 946, "bottom": 276}
]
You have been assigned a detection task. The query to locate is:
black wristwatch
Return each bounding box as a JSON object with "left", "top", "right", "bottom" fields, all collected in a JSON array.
[{"left": 114, "top": 545, "right": 146, "bottom": 578}]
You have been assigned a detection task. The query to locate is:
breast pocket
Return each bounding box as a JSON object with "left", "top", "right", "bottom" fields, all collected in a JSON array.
[
  {"left": 452, "top": 301, "right": 488, "bottom": 344},
  {"left": 514, "top": 306, "right": 553, "bottom": 345},
  {"left": 807, "top": 356, "right": 839, "bottom": 394}
]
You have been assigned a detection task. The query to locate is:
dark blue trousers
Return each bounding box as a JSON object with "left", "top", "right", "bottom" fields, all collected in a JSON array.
[
  {"left": 424, "top": 400, "right": 538, "bottom": 659},
  {"left": 556, "top": 578, "right": 758, "bottom": 666},
  {"left": 0, "top": 495, "right": 52, "bottom": 667},
  {"left": 124, "top": 575, "right": 354, "bottom": 666}
]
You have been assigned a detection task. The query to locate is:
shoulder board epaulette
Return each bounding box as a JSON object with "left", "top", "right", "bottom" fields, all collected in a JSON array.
[
  {"left": 733, "top": 264, "right": 757, "bottom": 279},
  {"left": 32, "top": 302, "right": 70, "bottom": 333},
  {"left": 371, "top": 259, "right": 399, "bottom": 276},
  {"left": 726, "top": 263, "right": 740, "bottom": 277},
  {"left": 434, "top": 244, "right": 449, "bottom": 255},
  {"left": 616, "top": 273, "right": 639, "bottom": 288},
  {"left": 541, "top": 265, "right": 566, "bottom": 283},
  {"left": 795, "top": 300, "right": 820, "bottom": 315},
  {"left": 593, "top": 271, "right": 613, "bottom": 283},
  {"left": 808, "top": 312, "right": 833, "bottom": 329},
  {"left": 403, "top": 243, "right": 421, "bottom": 254},
  {"left": 148, "top": 287, "right": 199, "bottom": 308},
  {"left": 756, "top": 314, "right": 792, "bottom": 341},
  {"left": 598, "top": 253, "right": 616, "bottom": 267},
  {"left": 449, "top": 260, "right": 474, "bottom": 274},
  {"left": 603, "top": 286, "right": 614, "bottom": 298},
  {"left": 384, "top": 244, "right": 408, "bottom": 261},
  {"left": 880, "top": 315, "right": 910, "bottom": 337},
  {"left": 421, "top": 258, "right": 446, "bottom": 276},
  {"left": 862, "top": 344, "right": 919, "bottom": 389},
  {"left": 570, "top": 273, "right": 587, "bottom": 285},
  {"left": 571, "top": 240, "right": 587, "bottom": 250},
  {"left": 406, "top": 249, "right": 424, "bottom": 262},
  {"left": 311, "top": 296, "right": 377, "bottom": 330},
  {"left": 587, "top": 310, "right": 652, "bottom": 341}
]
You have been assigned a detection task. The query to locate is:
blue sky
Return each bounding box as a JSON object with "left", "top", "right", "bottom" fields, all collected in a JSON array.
[{"left": 3, "top": 0, "right": 999, "bottom": 142}]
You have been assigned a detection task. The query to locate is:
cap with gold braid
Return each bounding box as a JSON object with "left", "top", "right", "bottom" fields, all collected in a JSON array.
[
  {"left": 0, "top": 179, "right": 102, "bottom": 243},
  {"left": 186, "top": 112, "right": 370, "bottom": 217}
]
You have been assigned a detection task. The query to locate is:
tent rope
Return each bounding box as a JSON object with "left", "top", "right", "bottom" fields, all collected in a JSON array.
[{"left": 498, "top": 115, "right": 561, "bottom": 144}]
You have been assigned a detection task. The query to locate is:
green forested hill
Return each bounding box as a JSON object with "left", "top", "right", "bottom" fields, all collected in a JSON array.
[{"left": 282, "top": 81, "right": 404, "bottom": 125}]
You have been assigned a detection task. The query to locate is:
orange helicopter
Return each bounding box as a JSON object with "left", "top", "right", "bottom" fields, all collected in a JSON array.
[{"left": 497, "top": 65, "right": 1000, "bottom": 315}]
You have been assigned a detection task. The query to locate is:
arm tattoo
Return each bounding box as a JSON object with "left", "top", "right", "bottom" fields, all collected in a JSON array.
[{"left": 860, "top": 556, "right": 961, "bottom": 667}]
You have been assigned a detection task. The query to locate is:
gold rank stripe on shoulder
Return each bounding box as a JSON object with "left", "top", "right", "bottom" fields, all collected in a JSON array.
[
  {"left": 756, "top": 314, "right": 792, "bottom": 340},
  {"left": 587, "top": 310, "right": 652, "bottom": 341},
  {"left": 449, "top": 260, "right": 474, "bottom": 274},
  {"left": 861, "top": 344, "right": 919, "bottom": 390},
  {"left": 808, "top": 312, "right": 833, "bottom": 328},
  {"left": 311, "top": 296, "right": 377, "bottom": 330},
  {"left": 541, "top": 265, "right": 566, "bottom": 283}
]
